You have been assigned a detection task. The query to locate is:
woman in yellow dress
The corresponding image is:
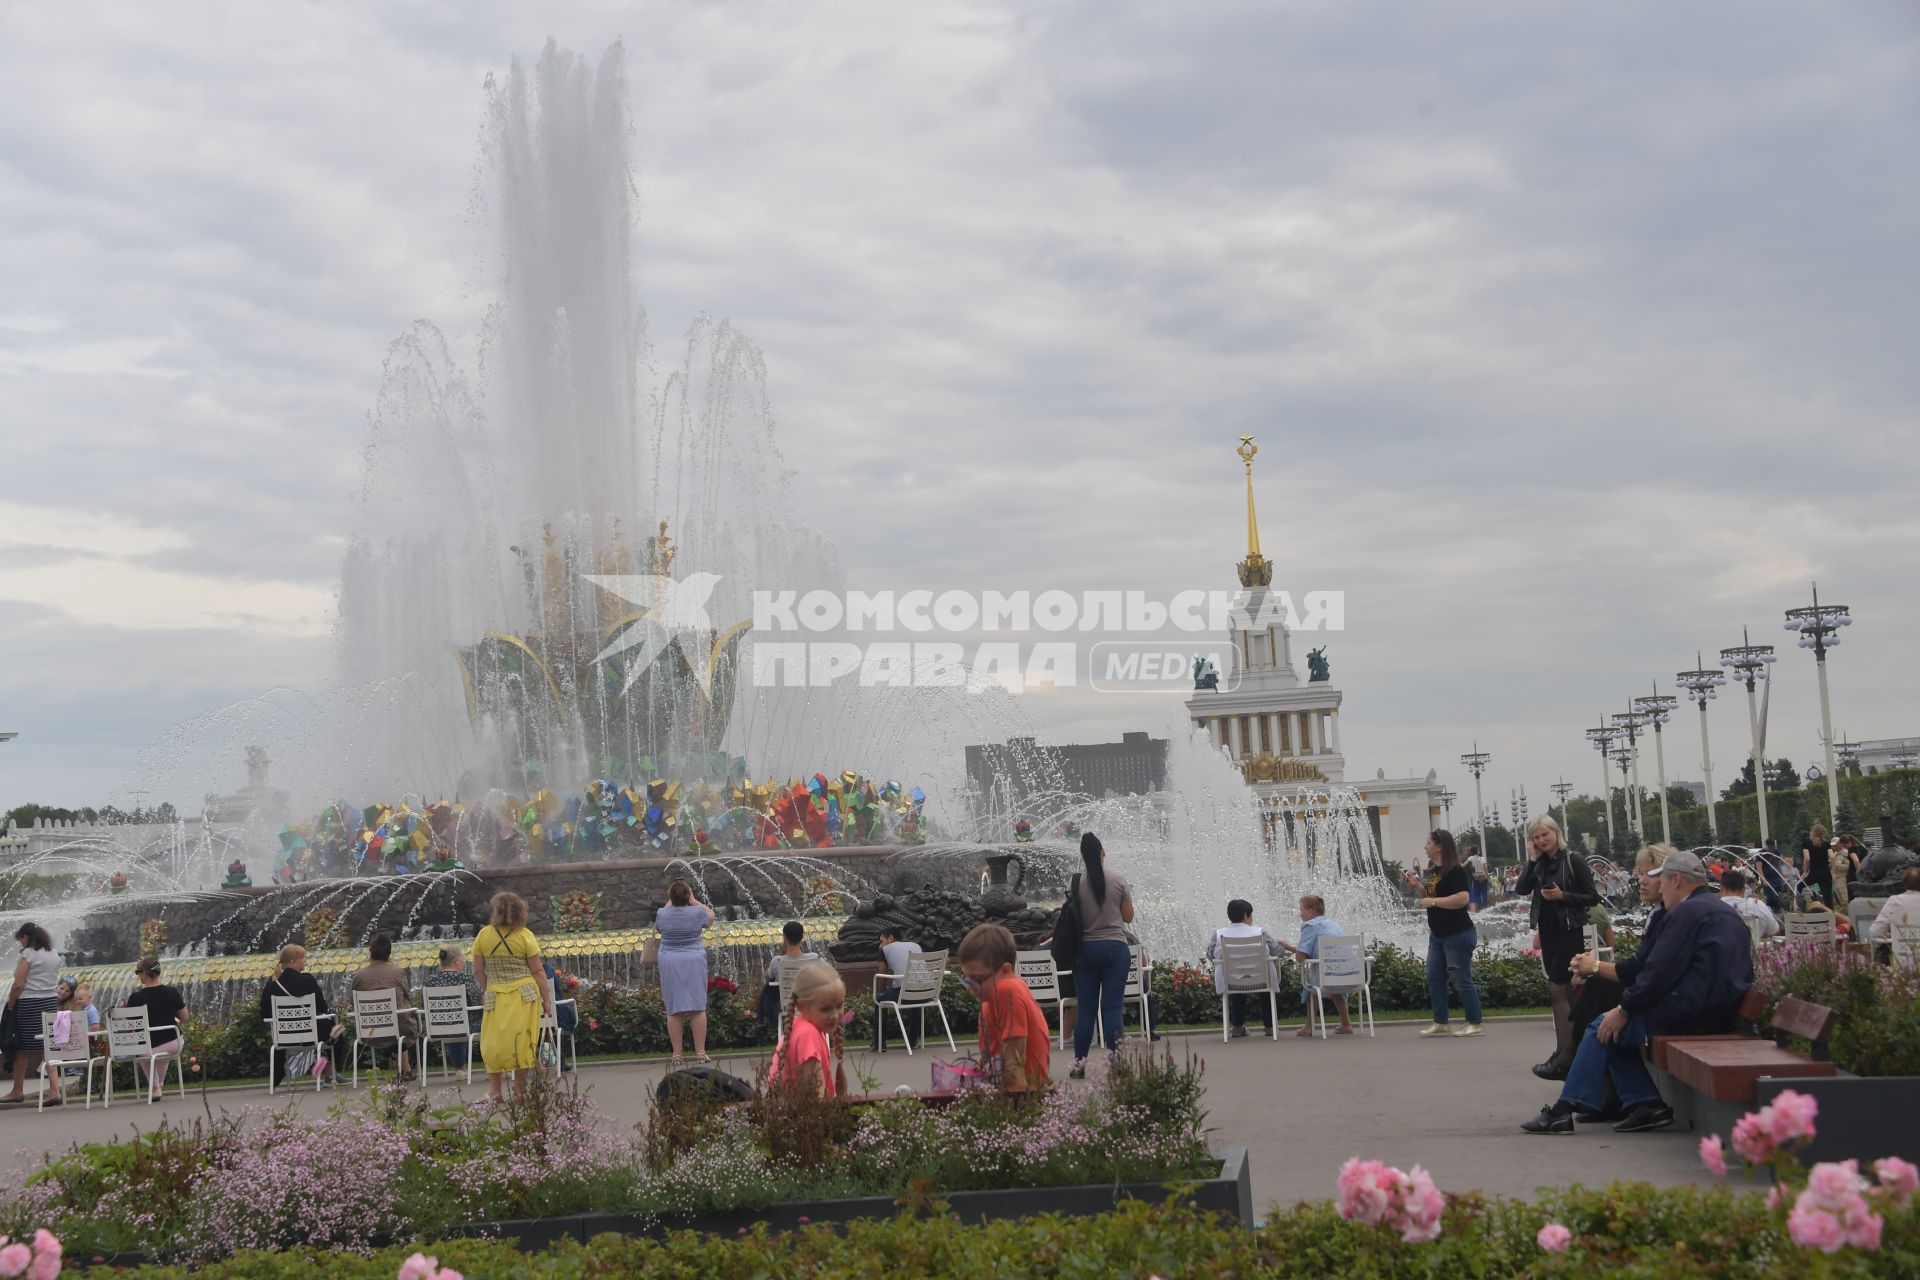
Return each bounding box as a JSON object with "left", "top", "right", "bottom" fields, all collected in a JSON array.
[{"left": 473, "top": 891, "right": 554, "bottom": 1100}]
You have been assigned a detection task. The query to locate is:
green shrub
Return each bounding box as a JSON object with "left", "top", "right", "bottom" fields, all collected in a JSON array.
[{"left": 66, "top": 1183, "right": 1920, "bottom": 1278}]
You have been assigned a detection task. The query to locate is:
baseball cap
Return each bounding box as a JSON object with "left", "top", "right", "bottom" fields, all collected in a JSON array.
[{"left": 1650, "top": 850, "right": 1709, "bottom": 879}]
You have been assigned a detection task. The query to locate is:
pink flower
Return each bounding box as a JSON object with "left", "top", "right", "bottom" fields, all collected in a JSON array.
[
  {"left": 1804, "top": 1160, "right": 1867, "bottom": 1212},
  {"left": 397, "top": 1253, "right": 440, "bottom": 1280},
  {"left": 1789, "top": 1205, "right": 1846, "bottom": 1253},
  {"left": 1838, "top": 1198, "right": 1884, "bottom": 1252},
  {"left": 1335, "top": 1158, "right": 1394, "bottom": 1226},
  {"left": 24, "top": 1255, "right": 57, "bottom": 1280},
  {"left": 1536, "top": 1223, "right": 1572, "bottom": 1253},
  {"left": 1767, "top": 1184, "right": 1787, "bottom": 1212},
  {"left": 1766, "top": 1090, "right": 1819, "bottom": 1144},
  {"left": 1874, "top": 1157, "right": 1919, "bottom": 1206},
  {"left": 0, "top": 1245, "right": 30, "bottom": 1280},
  {"left": 1731, "top": 1112, "right": 1776, "bottom": 1163},
  {"left": 1398, "top": 1165, "right": 1445, "bottom": 1243},
  {"left": 25, "top": 1238, "right": 54, "bottom": 1263},
  {"left": 1699, "top": 1135, "right": 1728, "bottom": 1177}
]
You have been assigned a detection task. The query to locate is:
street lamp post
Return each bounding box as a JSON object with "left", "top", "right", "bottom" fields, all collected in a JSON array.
[
  {"left": 1612, "top": 706, "right": 1651, "bottom": 838},
  {"left": 1721, "top": 627, "right": 1778, "bottom": 845},
  {"left": 1609, "top": 742, "right": 1638, "bottom": 850},
  {"left": 1461, "top": 745, "right": 1492, "bottom": 862},
  {"left": 1675, "top": 653, "right": 1727, "bottom": 844},
  {"left": 1437, "top": 789, "right": 1458, "bottom": 828},
  {"left": 1893, "top": 746, "right": 1920, "bottom": 771},
  {"left": 1550, "top": 778, "right": 1574, "bottom": 842},
  {"left": 1634, "top": 684, "right": 1679, "bottom": 845},
  {"left": 1783, "top": 582, "right": 1853, "bottom": 829},
  {"left": 1585, "top": 725, "right": 1619, "bottom": 853},
  {"left": 1835, "top": 737, "right": 1860, "bottom": 776}
]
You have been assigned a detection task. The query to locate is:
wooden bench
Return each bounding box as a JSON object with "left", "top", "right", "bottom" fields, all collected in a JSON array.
[{"left": 1662, "top": 995, "right": 1840, "bottom": 1105}]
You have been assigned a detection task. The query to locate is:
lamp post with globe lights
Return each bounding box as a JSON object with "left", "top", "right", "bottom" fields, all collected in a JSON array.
[
  {"left": 1634, "top": 685, "right": 1679, "bottom": 844},
  {"left": 1461, "top": 745, "right": 1492, "bottom": 864},
  {"left": 1550, "top": 778, "right": 1575, "bottom": 845},
  {"left": 1835, "top": 737, "right": 1860, "bottom": 777},
  {"left": 1893, "top": 745, "right": 1920, "bottom": 772},
  {"left": 1675, "top": 654, "right": 1727, "bottom": 844},
  {"left": 1720, "top": 627, "right": 1778, "bottom": 845},
  {"left": 1438, "top": 790, "right": 1458, "bottom": 829},
  {"left": 1611, "top": 706, "right": 1651, "bottom": 838},
  {"left": 1783, "top": 583, "right": 1853, "bottom": 829},
  {"left": 1585, "top": 725, "right": 1619, "bottom": 854}
]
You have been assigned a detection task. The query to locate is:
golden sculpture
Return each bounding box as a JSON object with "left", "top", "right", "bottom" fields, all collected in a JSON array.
[
  {"left": 1244, "top": 751, "right": 1327, "bottom": 784},
  {"left": 1236, "top": 434, "right": 1273, "bottom": 588}
]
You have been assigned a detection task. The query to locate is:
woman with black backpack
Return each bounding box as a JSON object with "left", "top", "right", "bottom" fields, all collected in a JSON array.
[
  {"left": 1513, "top": 815, "right": 1599, "bottom": 1079},
  {"left": 1055, "top": 832, "right": 1134, "bottom": 1080}
]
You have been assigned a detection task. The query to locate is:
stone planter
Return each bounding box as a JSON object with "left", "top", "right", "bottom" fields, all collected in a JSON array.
[{"left": 1753, "top": 1076, "right": 1920, "bottom": 1165}]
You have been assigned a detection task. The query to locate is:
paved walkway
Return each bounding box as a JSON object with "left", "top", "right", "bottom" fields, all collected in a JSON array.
[{"left": 1, "top": 1017, "right": 1714, "bottom": 1213}]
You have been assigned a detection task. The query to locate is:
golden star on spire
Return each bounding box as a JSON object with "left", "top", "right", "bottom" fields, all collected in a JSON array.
[{"left": 1236, "top": 435, "right": 1271, "bottom": 587}]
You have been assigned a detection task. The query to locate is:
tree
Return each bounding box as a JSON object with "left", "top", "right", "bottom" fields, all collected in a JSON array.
[
  {"left": 1665, "top": 784, "right": 1699, "bottom": 811},
  {"left": 1724, "top": 757, "right": 1801, "bottom": 800},
  {"left": 3, "top": 803, "right": 86, "bottom": 831}
]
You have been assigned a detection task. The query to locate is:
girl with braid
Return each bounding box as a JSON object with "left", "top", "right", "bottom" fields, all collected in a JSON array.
[{"left": 768, "top": 961, "right": 848, "bottom": 1098}]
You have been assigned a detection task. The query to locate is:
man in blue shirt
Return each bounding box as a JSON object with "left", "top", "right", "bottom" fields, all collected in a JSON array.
[{"left": 1523, "top": 849, "right": 1753, "bottom": 1135}]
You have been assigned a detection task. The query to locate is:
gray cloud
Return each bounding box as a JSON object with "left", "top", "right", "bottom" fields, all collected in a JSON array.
[{"left": 1, "top": 1, "right": 1915, "bottom": 815}]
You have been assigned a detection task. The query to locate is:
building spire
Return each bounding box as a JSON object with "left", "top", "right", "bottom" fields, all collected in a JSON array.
[{"left": 1236, "top": 434, "right": 1273, "bottom": 587}]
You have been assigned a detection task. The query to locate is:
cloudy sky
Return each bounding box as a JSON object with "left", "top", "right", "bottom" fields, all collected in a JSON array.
[{"left": 3, "top": 1, "right": 1917, "bottom": 817}]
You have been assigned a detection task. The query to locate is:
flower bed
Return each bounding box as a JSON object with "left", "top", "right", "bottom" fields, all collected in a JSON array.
[{"left": 0, "top": 1046, "right": 1215, "bottom": 1265}]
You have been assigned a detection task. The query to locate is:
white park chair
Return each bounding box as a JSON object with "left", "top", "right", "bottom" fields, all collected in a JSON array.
[
  {"left": 1782, "top": 912, "right": 1838, "bottom": 946},
  {"left": 1015, "top": 950, "right": 1073, "bottom": 1049},
  {"left": 39, "top": 1011, "right": 99, "bottom": 1111},
  {"left": 268, "top": 994, "right": 326, "bottom": 1095},
  {"left": 1889, "top": 923, "right": 1920, "bottom": 969},
  {"left": 1215, "top": 937, "right": 1279, "bottom": 1042},
  {"left": 1746, "top": 914, "right": 1774, "bottom": 951},
  {"left": 1091, "top": 945, "right": 1155, "bottom": 1043},
  {"left": 775, "top": 953, "right": 826, "bottom": 1041},
  {"left": 349, "top": 989, "right": 405, "bottom": 1087},
  {"left": 538, "top": 998, "right": 578, "bottom": 1078},
  {"left": 419, "top": 987, "right": 480, "bottom": 1083},
  {"left": 1582, "top": 922, "right": 1615, "bottom": 963},
  {"left": 103, "top": 1007, "right": 185, "bottom": 1108},
  {"left": 871, "top": 948, "right": 956, "bottom": 1056},
  {"left": 1302, "top": 936, "right": 1375, "bottom": 1038}
]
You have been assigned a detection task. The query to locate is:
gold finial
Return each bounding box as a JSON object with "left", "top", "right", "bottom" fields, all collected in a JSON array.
[{"left": 1236, "top": 435, "right": 1271, "bottom": 587}]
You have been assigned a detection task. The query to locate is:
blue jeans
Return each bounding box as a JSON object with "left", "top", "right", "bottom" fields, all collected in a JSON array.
[
  {"left": 1561, "top": 1014, "right": 1659, "bottom": 1113},
  {"left": 1073, "top": 939, "right": 1132, "bottom": 1060},
  {"left": 1426, "top": 928, "right": 1483, "bottom": 1025}
]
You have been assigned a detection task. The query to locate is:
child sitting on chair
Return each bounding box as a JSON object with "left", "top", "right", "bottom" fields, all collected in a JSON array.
[
  {"left": 1274, "top": 895, "right": 1353, "bottom": 1036},
  {"left": 958, "top": 923, "right": 1050, "bottom": 1093}
]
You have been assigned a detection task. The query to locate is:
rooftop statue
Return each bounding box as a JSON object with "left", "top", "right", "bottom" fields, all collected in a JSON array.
[
  {"left": 1308, "top": 645, "right": 1330, "bottom": 683},
  {"left": 1193, "top": 655, "right": 1220, "bottom": 691}
]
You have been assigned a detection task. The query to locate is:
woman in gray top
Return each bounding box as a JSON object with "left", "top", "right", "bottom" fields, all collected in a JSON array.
[
  {"left": 1068, "top": 832, "right": 1134, "bottom": 1078},
  {"left": 655, "top": 879, "right": 717, "bottom": 1065},
  {"left": 4, "top": 923, "right": 64, "bottom": 1105}
]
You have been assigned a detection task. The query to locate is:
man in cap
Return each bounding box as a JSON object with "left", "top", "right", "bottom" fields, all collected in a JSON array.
[{"left": 1523, "top": 847, "right": 1753, "bottom": 1136}]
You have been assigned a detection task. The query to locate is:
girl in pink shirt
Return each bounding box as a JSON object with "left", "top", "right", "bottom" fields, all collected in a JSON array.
[{"left": 769, "top": 962, "right": 847, "bottom": 1098}]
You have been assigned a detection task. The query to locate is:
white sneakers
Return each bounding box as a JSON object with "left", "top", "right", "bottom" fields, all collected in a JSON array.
[
  {"left": 1451, "top": 1023, "right": 1486, "bottom": 1038},
  {"left": 1418, "top": 1022, "right": 1486, "bottom": 1038},
  {"left": 1418, "top": 1023, "right": 1451, "bottom": 1037}
]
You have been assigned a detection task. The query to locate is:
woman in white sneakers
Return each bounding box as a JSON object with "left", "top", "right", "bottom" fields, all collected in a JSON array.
[{"left": 1410, "top": 830, "right": 1484, "bottom": 1037}]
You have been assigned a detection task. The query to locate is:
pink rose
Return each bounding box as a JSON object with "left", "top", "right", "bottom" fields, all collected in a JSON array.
[
  {"left": 1397, "top": 1165, "right": 1445, "bottom": 1243},
  {"left": 1536, "top": 1223, "right": 1572, "bottom": 1253},
  {"left": 0, "top": 1244, "right": 29, "bottom": 1280},
  {"left": 1874, "top": 1157, "right": 1919, "bottom": 1206},
  {"left": 1731, "top": 1112, "right": 1776, "bottom": 1163},
  {"left": 1766, "top": 1090, "right": 1819, "bottom": 1144},
  {"left": 1699, "top": 1135, "right": 1728, "bottom": 1178},
  {"left": 1788, "top": 1205, "right": 1846, "bottom": 1254},
  {"left": 397, "top": 1254, "right": 439, "bottom": 1280},
  {"left": 1804, "top": 1160, "right": 1867, "bottom": 1212},
  {"left": 1335, "top": 1158, "right": 1394, "bottom": 1225},
  {"left": 24, "top": 1254, "right": 57, "bottom": 1280},
  {"left": 1767, "top": 1184, "right": 1787, "bottom": 1212},
  {"left": 26, "top": 1237, "right": 55, "bottom": 1262}
]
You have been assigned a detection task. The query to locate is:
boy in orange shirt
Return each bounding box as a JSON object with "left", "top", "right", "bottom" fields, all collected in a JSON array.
[{"left": 957, "top": 923, "right": 1051, "bottom": 1092}]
